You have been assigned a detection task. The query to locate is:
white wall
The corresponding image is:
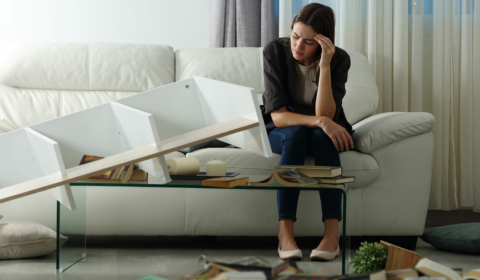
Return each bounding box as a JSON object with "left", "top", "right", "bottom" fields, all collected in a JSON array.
[{"left": 0, "top": 0, "right": 211, "bottom": 50}]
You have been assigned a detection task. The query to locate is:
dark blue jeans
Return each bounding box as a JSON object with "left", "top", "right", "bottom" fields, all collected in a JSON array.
[{"left": 268, "top": 125, "right": 342, "bottom": 223}]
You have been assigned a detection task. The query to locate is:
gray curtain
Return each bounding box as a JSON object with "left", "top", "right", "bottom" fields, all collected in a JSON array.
[{"left": 209, "top": 0, "right": 279, "bottom": 47}]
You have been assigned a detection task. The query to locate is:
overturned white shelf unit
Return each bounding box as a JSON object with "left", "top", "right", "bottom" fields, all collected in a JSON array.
[{"left": 0, "top": 76, "right": 273, "bottom": 209}]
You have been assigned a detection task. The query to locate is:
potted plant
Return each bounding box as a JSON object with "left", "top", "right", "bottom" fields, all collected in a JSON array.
[{"left": 349, "top": 241, "right": 388, "bottom": 273}]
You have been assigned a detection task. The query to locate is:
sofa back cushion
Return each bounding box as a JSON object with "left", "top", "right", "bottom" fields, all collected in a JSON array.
[
  {"left": 0, "top": 42, "right": 175, "bottom": 133},
  {"left": 0, "top": 42, "right": 174, "bottom": 91},
  {"left": 342, "top": 49, "right": 379, "bottom": 124},
  {"left": 0, "top": 85, "right": 139, "bottom": 134},
  {"left": 175, "top": 47, "right": 378, "bottom": 125},
  {"left": 175, "top": 48, "right": 265, "bottom": 105}
]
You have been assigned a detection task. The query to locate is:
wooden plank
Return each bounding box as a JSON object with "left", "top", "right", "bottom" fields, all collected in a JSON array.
[
  {"left": 380, "top": 240, "right": 422, "bottom": 271},
  {"left": 0, "top": 116, "right": 259, "bottom": 204}
]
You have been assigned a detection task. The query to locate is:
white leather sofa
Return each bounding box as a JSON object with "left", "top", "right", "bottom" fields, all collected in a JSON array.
[{"left": 0, "top": 43, "right": 435, "bottom": 239}]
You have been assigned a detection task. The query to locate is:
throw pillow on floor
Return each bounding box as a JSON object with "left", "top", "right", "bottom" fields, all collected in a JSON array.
[
  {"left": 421, "top": 222, "right": 480, "bottom": 254},
  {"left": 0, "top": 220, "right": 68, "bottom": 259}
]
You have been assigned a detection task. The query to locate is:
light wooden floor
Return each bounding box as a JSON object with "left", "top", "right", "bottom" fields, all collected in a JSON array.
[{"left": 0, "top": 235, "right": 479, "bottom": 280}]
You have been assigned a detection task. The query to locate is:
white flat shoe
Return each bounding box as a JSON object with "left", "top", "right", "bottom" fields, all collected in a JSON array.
[
  {"left": 310, "top": 245, "right": 340, "bottom": 261},
  {"left": 278, "top": 244, "right": 302, "bottom": 260}
]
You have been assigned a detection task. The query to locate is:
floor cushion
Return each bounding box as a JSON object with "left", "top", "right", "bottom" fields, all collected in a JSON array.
[{"left": 420, "top": 223, "right": 480, "bottom": 254}]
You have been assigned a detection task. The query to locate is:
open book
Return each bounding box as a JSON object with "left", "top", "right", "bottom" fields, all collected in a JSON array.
[
  {"left": 414, "top": 258, "right": 480, "bottom": 280},
  {"left": 249, "top": 167, "right": 353, "bottom": 188}
]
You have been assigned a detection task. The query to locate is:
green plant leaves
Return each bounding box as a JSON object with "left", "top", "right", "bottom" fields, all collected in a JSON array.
[{"left": 349, "top": 241, "right": 388, "bottom": 273}]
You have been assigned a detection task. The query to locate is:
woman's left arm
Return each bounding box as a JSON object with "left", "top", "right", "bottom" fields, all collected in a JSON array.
[
  {"left": 313, "top": 34, "right": 353, "bottom": 151},
  {"left": 313, "top": 33, "right": 349, "bottom": 120},
  {"left": 315, "top": 67, "right": 335, "bottom": 119}
]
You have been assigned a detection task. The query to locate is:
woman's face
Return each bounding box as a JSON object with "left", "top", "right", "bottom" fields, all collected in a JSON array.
[{"left": 290, "top": 22, "right": 320, "bottom": 66}]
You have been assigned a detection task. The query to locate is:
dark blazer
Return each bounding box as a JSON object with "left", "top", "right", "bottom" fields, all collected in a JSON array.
[{"left": 260, "top": 37, "right": 354, "bottom": 136}]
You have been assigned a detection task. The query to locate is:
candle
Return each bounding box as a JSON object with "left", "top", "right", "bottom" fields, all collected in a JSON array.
[
  {"left": 166, "top": 157, "right": 200, "bottom": 175},
  {"left": 206, "top": 159, "right": 226, "bottom": 176}
]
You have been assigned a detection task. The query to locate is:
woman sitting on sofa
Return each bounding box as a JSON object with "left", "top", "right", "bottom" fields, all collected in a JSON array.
[{"left": 261, "top": 3, "right": 354, "bottom": 261}]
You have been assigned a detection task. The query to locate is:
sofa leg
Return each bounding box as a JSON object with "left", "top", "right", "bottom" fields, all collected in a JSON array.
[{"left": 349, "top": 236, "right": 419, "bottom": 251}]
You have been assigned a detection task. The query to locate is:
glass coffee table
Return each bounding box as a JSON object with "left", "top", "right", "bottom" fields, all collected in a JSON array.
[{"left": 56, "top": 175, "right": 353, "bottom": 274}]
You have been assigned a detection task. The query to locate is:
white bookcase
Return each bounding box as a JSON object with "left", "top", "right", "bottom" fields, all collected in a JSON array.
[{"left": 0, "top": 76, "right": 272, "bottom": 209}]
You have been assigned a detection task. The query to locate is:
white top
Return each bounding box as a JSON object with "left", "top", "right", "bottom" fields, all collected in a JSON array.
[{"left": 294, "top": 61, "right": 317, "bottom": 116}]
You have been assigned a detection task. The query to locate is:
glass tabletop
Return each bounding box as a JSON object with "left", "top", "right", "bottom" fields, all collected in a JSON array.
[
  {"left": 59, "top": 175, "right": 352, "bottom": 275},
  {"left": 70, "top": 174, "right": 347, "bottom": 191}
]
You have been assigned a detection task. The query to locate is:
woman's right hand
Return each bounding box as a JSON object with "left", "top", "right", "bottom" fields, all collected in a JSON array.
[{"left": 318, "top": 116, "right": 354, "bottom": 152}]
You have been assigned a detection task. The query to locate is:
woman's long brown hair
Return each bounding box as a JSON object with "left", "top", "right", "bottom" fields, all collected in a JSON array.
[{"left": 279, "top": 3, "right": 338, "bottom": 86}]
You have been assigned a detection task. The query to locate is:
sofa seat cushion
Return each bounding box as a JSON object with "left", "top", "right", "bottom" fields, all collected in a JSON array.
[{"left": 186, "top": 147, "right": 379, "bottom": 188}]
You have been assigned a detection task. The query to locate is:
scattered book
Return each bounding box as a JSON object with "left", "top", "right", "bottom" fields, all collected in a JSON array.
[
  {"left": 336, "top": 275, "right": 370, "bottom": 280},
  {"left": 413, "top": 258, "right": 480, "bottom": 280},
  {"left": 176, "top": 264, "right": 224, "bottom": 280},
  {"left": 337, "top": 270, "right": 385, "bottom": 280},
  {"left": 79, "top": 155, "right": 148, "bottom": 183},
  {"left": 404, "top": 276, "right": 447, "bottom": 280},
  {"left": 130, "top": 164, "right": 149, "bottom": 181},
  {"left": 324, "top": 269, "right": 417, "bottom": 280},
  {"left": 137, "top": 276, "right": 170, "bottom": 280},
  {"left": 465, "top": 270, "right": 480, "bottom": 280},
  {"left": 370, "top": 270, "right": 387, "bottom": 280},
  {"left": 249, "top": 168, "right": 348, "bottom": 188},
  {"left": 276, "top": 165, "right": 342, "bottom": 178},
  {"left": 222, "top": 272, "right": 267, "bottom": 280},
  {"left": 79, "top": 155, "right": 118, "bottom": 180},
  {"left": 249, "top": 168, "right": 317, "bottom": 187},
  {"left": 315, "top": 175, "right": 355, "bottom": 184},
  {"left": 202, "top": 177, "right": 250, "bottom": 188},
  {"left": 285, "top": 276, "right": 336, "bottom": 280},
  {"left": 273, "top": 259, "right": 303, "bottom": 277},
  {"left": 205, "top": 262, "right": 273, "bottom": 280},
  {"left": 386, "top": 268, "right": 419, "bottom": 280},
  {"left": 179, "top": 269, "right": 266, "bottom": 280},
  {"left": 453, "top": 269, "right": 464, "bottom": 277},
  {"left": 171, "top": 172, "right": 240, "bottom": 181}
]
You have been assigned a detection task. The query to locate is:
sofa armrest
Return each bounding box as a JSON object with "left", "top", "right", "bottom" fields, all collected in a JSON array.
[{"left": 352, "top": 112, "right": 435, "bottom": 153}]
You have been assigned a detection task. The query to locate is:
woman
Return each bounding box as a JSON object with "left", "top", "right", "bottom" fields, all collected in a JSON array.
[{"left": 261, "top": 3, "right": 354, "bottom": 261}]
